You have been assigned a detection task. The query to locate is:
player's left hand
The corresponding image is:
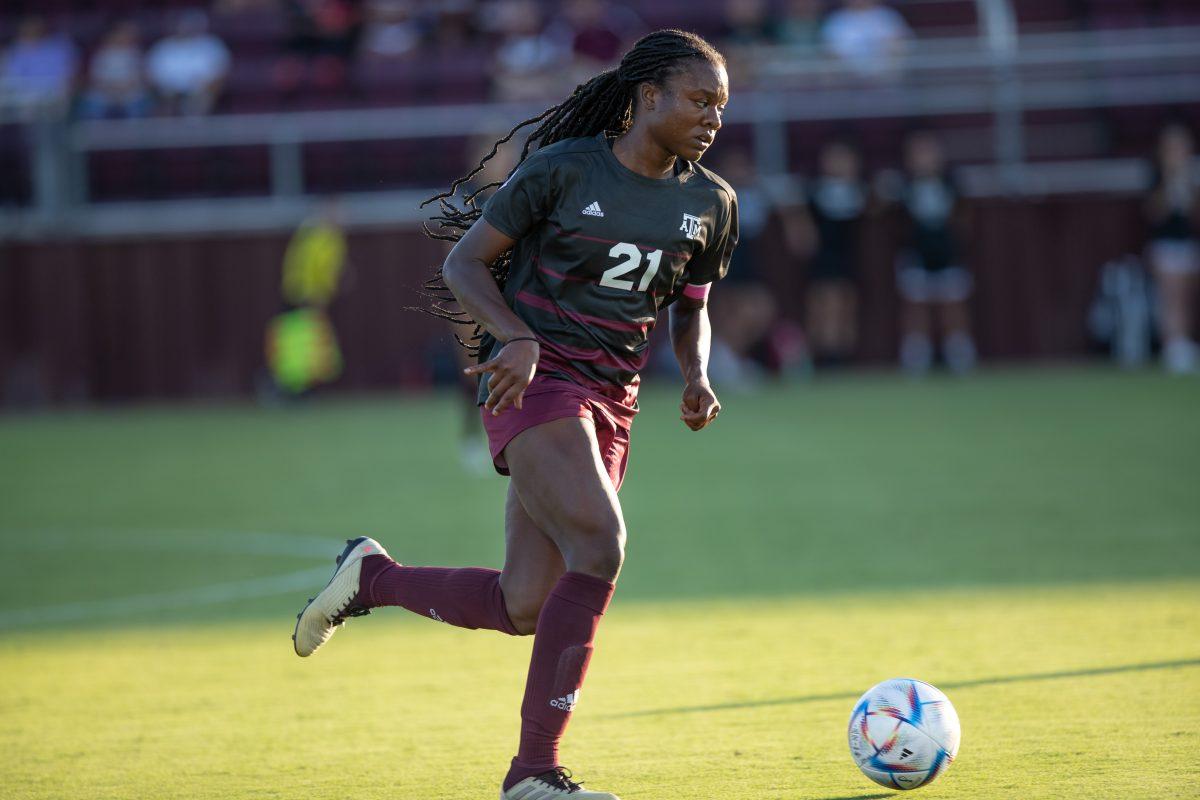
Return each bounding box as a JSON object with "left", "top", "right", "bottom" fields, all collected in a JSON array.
[{"left": 680, "top": 379, "right": 720, "bottom": 431}]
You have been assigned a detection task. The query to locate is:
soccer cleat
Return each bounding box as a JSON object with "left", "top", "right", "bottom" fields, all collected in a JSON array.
[
  {"left": 500, "top": 768, "right": 619, "bottom": 799},
  {"left": 292, "top": 536, "right": 388, "bottom": 657}
]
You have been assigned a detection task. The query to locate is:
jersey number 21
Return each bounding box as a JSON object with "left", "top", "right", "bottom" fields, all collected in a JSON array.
[{"left": 600, "top": 242, "right": 663, "bottom": 293}]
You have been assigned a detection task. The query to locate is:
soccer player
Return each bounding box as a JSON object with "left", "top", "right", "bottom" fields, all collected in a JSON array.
[
  {"left": 293, "top": 30, "right": 737, "bottom": 800},
  {"left": 891, "top": 132, "right": 975, "bottom": 376},
  {"left": 1146, "top": 123, "right": 1199, "bottom": 374}
]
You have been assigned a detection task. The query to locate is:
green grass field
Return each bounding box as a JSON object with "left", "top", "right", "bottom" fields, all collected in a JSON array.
[{"left": 2, "top": 368, "right": 1198, "bottom": 799}]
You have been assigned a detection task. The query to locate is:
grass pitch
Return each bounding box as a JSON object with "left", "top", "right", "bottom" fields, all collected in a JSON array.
[{"left": 1, "top": 368, "right": 1198, "bottom": 799}]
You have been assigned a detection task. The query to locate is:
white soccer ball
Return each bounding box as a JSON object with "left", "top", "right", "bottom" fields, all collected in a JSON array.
[{"left": 847, "top": 678, "right": 961, "bottom": 790}]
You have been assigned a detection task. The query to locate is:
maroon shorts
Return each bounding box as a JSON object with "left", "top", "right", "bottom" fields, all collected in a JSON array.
[{"left": 480, "top": 375, "right": 636, "bottom": 491}]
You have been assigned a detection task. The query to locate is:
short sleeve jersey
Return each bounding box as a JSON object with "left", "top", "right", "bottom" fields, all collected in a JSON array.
[
  {"left": 478, "top": 133, "right": 739, "bottom": 406},
  {"left": 901, "top": 172, "right": 959, "bottom": 270}
]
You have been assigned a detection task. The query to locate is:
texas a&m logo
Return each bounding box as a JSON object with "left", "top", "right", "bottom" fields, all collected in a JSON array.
[{"left": 679, "top": 213, "right": 703, "bottom": 240}]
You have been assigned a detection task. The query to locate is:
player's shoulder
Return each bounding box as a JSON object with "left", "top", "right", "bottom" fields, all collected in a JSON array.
[
  {"left": 533, "top": 135, "right": 609, "bottom": 163},
  {"left": 688, "top": 161, "right": 737, "bottom": 209}
]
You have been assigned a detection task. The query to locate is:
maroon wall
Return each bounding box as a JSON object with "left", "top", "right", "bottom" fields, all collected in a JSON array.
[{"left": 0, "top": 194, "right": 1148, "bottom": 405}]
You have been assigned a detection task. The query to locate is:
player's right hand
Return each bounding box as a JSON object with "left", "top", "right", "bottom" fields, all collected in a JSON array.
[{"left": 464, "top": 338, "right": 540, "bottom": 416}]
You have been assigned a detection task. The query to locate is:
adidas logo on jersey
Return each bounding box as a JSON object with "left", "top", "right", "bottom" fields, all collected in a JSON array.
[
  {"left": 549, "top": 690, "right": 581, "bottom": 711},
  {"left": 581, "top": 201, "right": 604, "bottom": 217}
]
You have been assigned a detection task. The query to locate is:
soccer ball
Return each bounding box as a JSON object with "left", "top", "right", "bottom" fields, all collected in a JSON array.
[{"left": 847, "top": 678, "right": 961, "bottom": 790}]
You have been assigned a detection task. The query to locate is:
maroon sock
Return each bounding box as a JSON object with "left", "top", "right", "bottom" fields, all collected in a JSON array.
[
  {"left": 503, "top": 571, "right": 615, "bottom": 791},
  {"left": 360, "top": 555, "right": 519, "bottom": 635}
]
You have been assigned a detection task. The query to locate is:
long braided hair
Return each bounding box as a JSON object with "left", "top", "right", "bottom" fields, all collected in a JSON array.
[{"left": 419, "top": 29, "right": 725, "bottom": 351}]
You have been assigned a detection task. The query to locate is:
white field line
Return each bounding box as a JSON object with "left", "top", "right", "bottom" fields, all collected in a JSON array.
[
  {"left": 0, "top": 566, "right": 332, "bottom": 630},
  {"left": 3, "top": 528, "right": 345, "bottom": 559},
  {"left": 0, "top": 528, "right": 351, "bottom": 630}
]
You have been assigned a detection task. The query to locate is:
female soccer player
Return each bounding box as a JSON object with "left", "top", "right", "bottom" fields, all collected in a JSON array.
[{"left": 293, "top": 29, "right": 737, "bottom": 800}]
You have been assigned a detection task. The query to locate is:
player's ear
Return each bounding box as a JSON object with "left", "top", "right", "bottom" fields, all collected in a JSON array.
[{"left": 637, "top": 81, "right": 660, "bottom": 113}]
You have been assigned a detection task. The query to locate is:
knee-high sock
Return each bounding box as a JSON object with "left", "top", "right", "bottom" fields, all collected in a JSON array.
[
  {"left": 361, "top": 556, "right": 519, "bottom": 635},
  {"left": 503, "top": 571, "right": 615, "bottom": 790}
]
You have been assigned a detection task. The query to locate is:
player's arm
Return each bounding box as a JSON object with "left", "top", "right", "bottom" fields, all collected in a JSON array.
[
  {"left": 670, "top": 291, "right": 721, "bottom": 432},
  {"left": 442, "top": 219, "right": 539, "bottom": 415}
]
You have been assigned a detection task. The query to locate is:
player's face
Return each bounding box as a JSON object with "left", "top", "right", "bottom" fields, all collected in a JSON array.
[{"left": 650, "top": 60, "right": 729, "bottom": 162}]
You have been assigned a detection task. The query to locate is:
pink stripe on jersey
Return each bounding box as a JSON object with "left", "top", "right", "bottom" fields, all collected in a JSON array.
[
  {"left": 536, "top": 261, "right": 590, "bottom": 283},
  {"left": 541, "top": 338, "right": 648, "bottom": 375},
  {"left": 683, "top": 282, "right": 712, "bottom": 300},
  {"left": 516, "top": 290, "right": 648, "bottom": 334}
]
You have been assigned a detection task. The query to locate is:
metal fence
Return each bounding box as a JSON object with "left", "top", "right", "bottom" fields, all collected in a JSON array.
[{"left": 2, "top": 16, "right": 1199, "bottom": 239}]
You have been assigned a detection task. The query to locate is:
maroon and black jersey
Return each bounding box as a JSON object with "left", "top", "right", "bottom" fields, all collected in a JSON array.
[{"left": 479, "top": 133, "right": 739, "bottom": 406}]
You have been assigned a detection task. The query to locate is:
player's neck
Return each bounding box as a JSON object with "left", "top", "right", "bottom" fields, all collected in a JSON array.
[{"left": 612, "top": 129, "right": 677, "bottom": 180}]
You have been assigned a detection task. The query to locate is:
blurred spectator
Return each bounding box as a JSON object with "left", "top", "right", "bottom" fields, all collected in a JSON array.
[
  {"left": 1145, "top": 123, "right": 1200, "bottom": 374},
  {"left": 359, "top": 0, "right": 422, "bottom": 61},
  {"left": 721, "top": 0, "right": 780, "bottom": 47},
  {"left": 777, "top": 0, "right": 823, "bottom": 51},
  {"left": 78, "top": 22, "right": 153, "bottom": 120},
  {"left": 277, "top": 0, "right": 362, "bottom": 92},
  {"left": 0, "top": 17, "right": 79, "bottom": 112},
  {"left": 147, "top": 10, "right": 232, "bottom": 115},
  {"left": 718, "top": 0, "right": 779, "bottom": 76},
  {"left": 802, "top": 140, "right": 868, "bottom": 366},
  {"left": 883, "top": 132, "right": 976, "bottom": 376},
  {"left": 821, "top": 0, "right": 912, "bottom": 79},
  {"left": 265, "top": 200, "right": 349, "bottom": 398},
  {"left": 487, "top": 0, "right": 570, "bottom": 101},
  {"left": 441, "top": 134, "right": 524, "bottom": 472},
  {"left": 709, "top": 145, "right": 810, "bottom": 381},
  {"left": 549, "top": 0, "right": 643, "bottom": 71},
  {"left": 425, "top": 0, "right": 480, "bottom": 50}
]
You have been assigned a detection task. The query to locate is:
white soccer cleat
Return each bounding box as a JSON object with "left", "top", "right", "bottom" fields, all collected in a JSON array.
[
  {"left": 501, "top": 769, "right": 619, "bottom": 799},
  {"left": 292, "top": 536, "right": 388, "bottom": 657}
]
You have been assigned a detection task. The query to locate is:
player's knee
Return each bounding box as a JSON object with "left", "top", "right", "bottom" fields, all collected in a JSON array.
[{"left": 566, "top": 527, "right": 625, "bottom": 582}]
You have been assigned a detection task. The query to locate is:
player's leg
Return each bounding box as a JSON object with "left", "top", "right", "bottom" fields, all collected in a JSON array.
[
  {"left": 499, "top": 416, "right": 624, "bottom": 798},
  {"left": 897, "top": 257, "right": 933, "bottom": 375},
  {"left": 293, "top": 474, "right": 566, "bottom": 657},
  {"left": 500, "top": 482, "right": 567, "bottom": 635},
  {"left": 1153, "top": 258, "right": 1200, "bottom": 372},
  {"left": 900, "top": 299, "right": 933, "bottom": 375},
  {"left": 934, "top": 267, "right": 976, "bottom": 374},
  {"left": 835, "top": 279, "right": 859, "bottom": 357},
  {"left": 939, "top": 298, "right": 977, "bottom": 374},
  {"left": 336, "top": 486, "right": 565, "bottom": 637}
]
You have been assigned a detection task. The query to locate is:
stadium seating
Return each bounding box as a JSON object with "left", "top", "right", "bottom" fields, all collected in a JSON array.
[{"left": 0, "top": 0, "right": 1193, "bottom": 205}]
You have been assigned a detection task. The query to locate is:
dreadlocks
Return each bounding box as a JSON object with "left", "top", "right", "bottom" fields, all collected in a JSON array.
[{"left": 418, "top": 29, "right": 725, "bottom": 350}]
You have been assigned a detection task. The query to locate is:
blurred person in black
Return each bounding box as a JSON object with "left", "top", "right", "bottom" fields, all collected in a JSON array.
[
  {"left": 777, "top": 0, "right": 823, "bottom": 52},
  {"left": 886, "top": 131, "right": 975, "bottom": 375},
  {"left": 277, "top": 0, "right": 362, "bottom": 94},
  {"left": 803, "top": 140, "right": 868, "bottom": 367},
  {"left": 708, "top": 144, "right": 809, "bottom": 382},
  {"left": 1146, "top": 123, "right": 1200, "bottom": 374}
]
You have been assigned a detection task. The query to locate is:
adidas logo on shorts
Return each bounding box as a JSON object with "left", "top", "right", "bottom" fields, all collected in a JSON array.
[
  {"left": 581, "top": 201, "right": 604, "bottom": 217},
  {"left": 550, "top": 690, "right": 581, "bottom": 711}
]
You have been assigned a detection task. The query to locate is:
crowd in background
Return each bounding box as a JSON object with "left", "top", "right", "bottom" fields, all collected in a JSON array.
[
  {"left": 2, "top": 1, "right": 1196, "bottom": 379},
  {"left": 694, "top": 131, "right": 979, "bottom": 383},
  {"left": 0, "top": 0, "right": 912, "bottom": 118}
]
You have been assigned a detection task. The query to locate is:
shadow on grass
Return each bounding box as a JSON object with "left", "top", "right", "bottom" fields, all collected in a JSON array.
[
  {"left": 818, "top": 795, "right": 891, "bottom": 800},
  {"left": 609, "top": 658, "right": 1200, "bottom": 719}
]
